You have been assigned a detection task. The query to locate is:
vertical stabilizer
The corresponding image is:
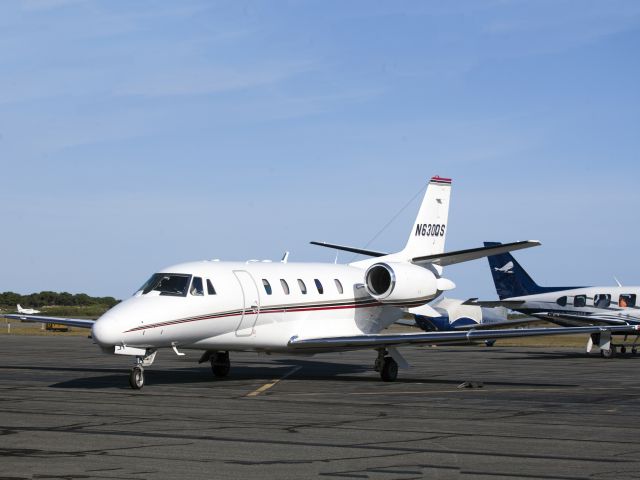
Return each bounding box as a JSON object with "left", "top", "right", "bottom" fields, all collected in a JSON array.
[
  {"left": 483, "top": 242, "right": 583, "bottom": 299},
  {"left": 399, "top": 176, "right": 451, "bottom": 260}
]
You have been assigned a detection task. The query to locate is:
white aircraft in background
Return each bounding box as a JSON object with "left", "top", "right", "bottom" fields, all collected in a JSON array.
[
  {"left": 17, "top": 304, "right": 41, "bottom": 315},
  {"left": 465, "top": 242, "right": 640, "bottom": 358},
  {"left": 5, "top": 176, "right": 637, "bottom": 390}
]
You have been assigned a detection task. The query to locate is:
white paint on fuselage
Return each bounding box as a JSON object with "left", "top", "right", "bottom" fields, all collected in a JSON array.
[
  {"left": 92, "top": 261, "right": 406, "bottom": 353},
  {"left": 507, "top": 286, "right": 640, "bottom": 322}
]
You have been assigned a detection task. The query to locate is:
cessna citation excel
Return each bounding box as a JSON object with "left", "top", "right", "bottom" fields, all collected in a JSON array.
[{"left": 5, "top": 177, "right": 638, "bottom": 389}]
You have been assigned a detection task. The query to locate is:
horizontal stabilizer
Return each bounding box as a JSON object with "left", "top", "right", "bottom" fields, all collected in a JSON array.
[
  {"left": 310, "top": 241, "right": 387, "bottom": 258},
  {"left": 2, "top": 314, "right": 95, "bottom": 329},
  {"left": 412, "top": 240, "right": 541, "bottom": 267},
  {"left": 289, "top": 325, "right": 640, "bottom": 351},
  {"left": 462, "top": 298, "right": 526, "bottom": 308}
]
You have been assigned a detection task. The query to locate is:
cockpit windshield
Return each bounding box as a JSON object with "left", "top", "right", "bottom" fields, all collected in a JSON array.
[{"left": 137, "top": 273, "right": 192, "bottom": 297}]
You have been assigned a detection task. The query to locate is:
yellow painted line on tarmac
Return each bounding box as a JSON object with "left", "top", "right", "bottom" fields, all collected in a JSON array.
[{"left": 246, "top": 366, "right": 302, "bottom": 397}]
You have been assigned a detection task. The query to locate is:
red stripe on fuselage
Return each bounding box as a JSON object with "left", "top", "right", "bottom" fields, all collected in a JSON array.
[{"left": 123, "top": 299, "right": 382, "bottom": 333}]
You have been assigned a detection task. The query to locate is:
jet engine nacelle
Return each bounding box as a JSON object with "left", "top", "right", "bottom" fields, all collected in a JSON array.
[{"left": 364, "top": 262, "right": 455, "bottom": 306}]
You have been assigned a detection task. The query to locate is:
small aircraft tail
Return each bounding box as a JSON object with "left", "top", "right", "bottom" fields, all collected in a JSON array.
[
  {"left": 484, "top": 242, "right": 544, "bottom": 298},
  {"left": 17, "top": 304, "right": 23, "bottom": 313},
  {"left": 484, "top": 242, "right": 579, "bottom": 299},
  {"left": 398, "top": 176, "right": 451, "bottom": 260}
]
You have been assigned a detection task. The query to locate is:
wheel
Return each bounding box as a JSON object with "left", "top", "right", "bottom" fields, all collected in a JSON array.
[
  {"left": 600, "top": 346, "right": 616, "bottom": 359},
  {"left": 484, "top": 340, "right": 496, "bottom": 347},
  {"left": 632, "top": 348, "right": 638, "bottom": 355},
  {"left": 211, "top": 352, "right": 230, "bottom": 378},
  {"left": 129, "top": 366, "right": 144, "bottom": 389},
  {"left": 380, "top": 357, "right": 398, "bottom": 382},
  {"left": 620, "top": 346, "right": 627, "bottom": 354}
]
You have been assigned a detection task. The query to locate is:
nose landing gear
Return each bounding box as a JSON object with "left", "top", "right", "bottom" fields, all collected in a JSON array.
[
  {"left": 129, "top": 365, "right": 144, "bottom": 389},
  {"left": 127, "top": 349, "right": 157, "bottom": 390}
]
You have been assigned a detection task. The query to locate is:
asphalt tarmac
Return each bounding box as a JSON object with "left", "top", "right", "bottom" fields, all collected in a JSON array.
[{"left": 1, "top": 335, "right": 639, "bottom": 479}]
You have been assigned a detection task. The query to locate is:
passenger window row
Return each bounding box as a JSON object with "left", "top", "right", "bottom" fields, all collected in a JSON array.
[
  {"left": 187, "top": 275, "right": 345, "bottom": 297},
  {"left": 261, "top": 277, "right": 344, "bottom": 296},
  {"left": 556, "top": 294, "right": 636, "bottom": 308}
]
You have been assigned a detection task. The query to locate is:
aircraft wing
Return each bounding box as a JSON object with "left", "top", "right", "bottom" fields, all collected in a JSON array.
[
  {"left": 2, "top": 314, "right": 94, "bottom": 329},
  {"left": 412, "top": 240, "right": 540, "bottom": 267},
  {"left": 462, "top": 298, "right": 526, "bottom": 308},
  {"left": 288, "top": 325, "right": 640, "bottom": 351},
  {"left": 530, "top": 312, "right": 638, "bottom": 327},
  {"left": 450, "top": 317, "right": 549, "bottom": 330}
]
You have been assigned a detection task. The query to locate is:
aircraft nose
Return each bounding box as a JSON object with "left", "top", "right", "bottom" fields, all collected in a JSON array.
[{"left": 91, "top": 315, "right": 121, "bottom": 347}]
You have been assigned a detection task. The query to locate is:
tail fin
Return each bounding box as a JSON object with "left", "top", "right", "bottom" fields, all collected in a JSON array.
[
  {"left": 484, "top": 241, "right": 545, "bottom": 299},
  {"left": 17, "top": 304, "right": 23, "bottom": 312},
  {"left": 399, "top": 176, "right": 451, "bottom": 259}
]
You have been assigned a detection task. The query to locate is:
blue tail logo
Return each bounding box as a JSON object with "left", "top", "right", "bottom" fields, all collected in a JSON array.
[{"left": 484, "top": 242, "right": 581, "bottom": 299}]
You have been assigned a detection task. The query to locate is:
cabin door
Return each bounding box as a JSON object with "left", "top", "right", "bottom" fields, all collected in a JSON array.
[{"left": 233, "top": 270, "right": 260, "bottom": 336}]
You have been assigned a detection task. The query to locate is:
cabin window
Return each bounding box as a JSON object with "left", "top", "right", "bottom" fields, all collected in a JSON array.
[
  {"left": 619, "top": 294, "right": 636, "bottom": 308},
  {"left": 190, "top": 277, "right": 204, "bottom": 296},
  {"left": 280, "top": 279, "right": 290, "bottom": 295},
  {"left": 594, "top": 294, "right": 611, "bottom": 308},
  {"left": 556, "top": 296, "right": 567, "bottom": 307},
  {"left": 573, "top": 295, "right": 587, "bottom": 308},
  {"left": 297, "top": 279, "right": 307, "bottom": 294},
  {"left": 140, "top": 273, "right": 191, "bottom": 297},
  {"left": 314, "top": 279, "right": 324, "bottom": 294},
  {"left": 334, "top": 279, "right": 344, "bottom": 294},
  {"left": 262, "top": 279, "right": 272, "bottom": 295},
  {"left": 206, "top": 279, "right": 216, "bottom": 295}
]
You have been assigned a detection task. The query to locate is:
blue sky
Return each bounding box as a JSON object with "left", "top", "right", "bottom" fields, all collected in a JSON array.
[{"left": 1, "top": 0, "right": 639, "bottom": 300}]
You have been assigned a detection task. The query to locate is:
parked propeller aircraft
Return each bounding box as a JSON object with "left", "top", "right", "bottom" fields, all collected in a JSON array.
[
  {"left": 402, "top": 297, "right": 539, "bottom": 333},
  {"left": 5, "top": 177, "right": 638, "bottom": 389},
  {"left": 467, "top": 242, "right": 640, "bottom": 357},
  {"left": 17, "top": 304, "right": 40, "bottom": 315}
]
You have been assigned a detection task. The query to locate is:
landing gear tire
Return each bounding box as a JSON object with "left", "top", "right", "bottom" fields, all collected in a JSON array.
[
  {"left": 632, "top": 348, "right": 638, "bottom": 355},
  {"left": 211, "top": 352, "right": 230, "bottom": 378},
  {"left": 380, "top": 357, "right": 398, "bottom": 382},
  {"left": 600, "top": 347, "right": 616, "bottom": 359},
  {"left": 129, "top": 366, "right": 144, "bottom": 389},
  {"left": 621, "top": 346, "right": 627, "bottom": 355}
]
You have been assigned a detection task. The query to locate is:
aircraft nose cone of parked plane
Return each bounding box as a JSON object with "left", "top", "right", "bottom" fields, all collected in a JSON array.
[{"left": 91, "top": 314, "right": 122, "bottom": 347}]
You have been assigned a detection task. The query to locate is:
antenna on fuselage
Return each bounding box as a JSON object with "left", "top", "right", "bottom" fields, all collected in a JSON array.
[
  {"left": 614, "top": 276, "right": 623, "bottom": 287},
  {"left": 281, "top": 251, "right": 290, "bottom": 263},
  {"left": 334, "top": 251, "right": 339, "bottom": 264}
]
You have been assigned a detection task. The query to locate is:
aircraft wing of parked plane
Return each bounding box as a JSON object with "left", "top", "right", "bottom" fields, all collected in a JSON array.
[
  {"left": 5, "top": 313, "right": 637, "bottom": 349},
  {"left": 4, "top": 314, "right": 94, "bottom": 329},
  {"left": 288, "top": 324, "right": 640, "bottom": 350},
  {"left": 7, "top": 176, "right": 638, "bottom": 390}
]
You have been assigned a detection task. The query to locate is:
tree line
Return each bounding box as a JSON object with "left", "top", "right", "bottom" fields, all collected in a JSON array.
[{"left": 0, "top": 291, "right": 119, "bottom": 309}]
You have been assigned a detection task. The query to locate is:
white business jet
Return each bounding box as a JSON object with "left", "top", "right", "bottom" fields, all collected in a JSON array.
[
  {"left": 17, "top": 304, "right": 41, "bottom": 315},
  {"left": 5, "top": 177, "right": 637, "bottom": 389}
]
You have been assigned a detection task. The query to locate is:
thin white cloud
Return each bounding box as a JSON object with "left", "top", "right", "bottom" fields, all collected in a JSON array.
[{"left": 114, "top": 62, "right": 316, "bottom": 97}]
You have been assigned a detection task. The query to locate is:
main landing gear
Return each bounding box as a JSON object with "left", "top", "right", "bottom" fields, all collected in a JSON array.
[
  {"left": 374, "top": 348, "right": 398, "bottom": 382},
  {"left": 198, "top": 350, "right": 231, "bottom": 378},
  {"left": 211, "top": 351, "right": 231, "bottom": 378}
]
